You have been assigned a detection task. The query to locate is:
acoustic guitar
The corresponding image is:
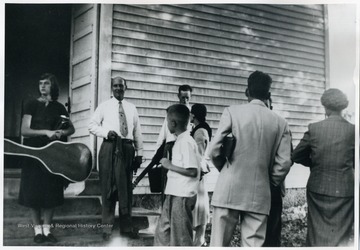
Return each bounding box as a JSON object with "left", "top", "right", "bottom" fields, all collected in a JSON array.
[{"left": 4, "top": 138, "right": 92, "bottom": 182}]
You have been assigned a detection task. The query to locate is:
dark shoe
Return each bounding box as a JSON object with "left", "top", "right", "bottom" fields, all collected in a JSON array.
[
  {"left": 129, "top": 230, "right": 140, "bottom": 239},
  {"left": 121, "top": 229, "right": 139, "bottom": 239},
  {"left": 201, "top": 242, "right": 208, "bottom": 247},
  {"left": 34, "top": 234, "right": 45, "bottom": 244},
  {"left": 45, "top": 233, "right": 58, "bottom": 243},
  {"left": 102, "top": 233, "right": 111, "bottom": 241}
]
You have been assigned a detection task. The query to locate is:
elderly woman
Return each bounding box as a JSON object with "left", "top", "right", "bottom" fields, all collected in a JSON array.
[
  {"left": 19, "top": 73, "right": 75, "bottom": 244},
  {"left": 292, "top": 88, "right": 354, "bottom": 246}
]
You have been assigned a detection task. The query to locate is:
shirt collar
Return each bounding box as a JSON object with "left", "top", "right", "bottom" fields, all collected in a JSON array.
[
  {"left": 111, "top": 97, "right": 126, "bottom": 104},
  {"left": 249, "top": 99, "right": 267, "bottom": 107},
  {"left": 176, "top": 130, "right": 190, "bottom": 140},
  {"left": 325, "top": 115, "right": 346, "bottom": 121}
]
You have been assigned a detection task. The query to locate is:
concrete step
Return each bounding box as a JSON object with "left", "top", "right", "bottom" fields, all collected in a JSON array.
[
  {"left": 4, "top": 169, "right": 156, "bottom": 197},
  {"left": 3, "top": 214, "right": 150, "bottom": 239},
  {"left": 4, "top": 197, "right": 161, "bottom": 218},
  {"left": 3, "top": 231, "right": 155, "bottom": 246},
  {"left": 4, "top": 196, "right": 102, "bottom": 218}
]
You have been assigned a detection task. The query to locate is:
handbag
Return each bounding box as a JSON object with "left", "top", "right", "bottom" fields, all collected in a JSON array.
[
  {"left": 55, "top": 115, "right": 70, "bottom": 129},
  {"left": 222, "top": 135, "right": 236, "bottom": 160},
  {"left": 148, "top": 166, "right": 165, "bottom": 193},
  {"left": 212, "top": 135, "right": 236, "bottom": 171}
]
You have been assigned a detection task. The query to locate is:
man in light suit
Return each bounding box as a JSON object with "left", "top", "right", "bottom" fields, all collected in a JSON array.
[{"left": 209, "top": 71, "right": 292, "bottom": 247}]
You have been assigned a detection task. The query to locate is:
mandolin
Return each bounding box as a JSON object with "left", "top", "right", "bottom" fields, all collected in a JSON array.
[{"left": 4, "top": 138, "right": 92, "bottom": 182}]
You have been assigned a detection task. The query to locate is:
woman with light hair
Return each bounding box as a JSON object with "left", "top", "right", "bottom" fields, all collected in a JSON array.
[{"left": 292, "top": 88, "right": 354, "bottom": 246}]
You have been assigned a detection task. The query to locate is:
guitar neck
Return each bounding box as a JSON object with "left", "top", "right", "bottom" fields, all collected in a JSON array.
[
  {"left": 4, "top": 139, "right": 38, "bottom": 157},
  {"left": 4, "top": 138, "right": 93, "bottom": 182}
]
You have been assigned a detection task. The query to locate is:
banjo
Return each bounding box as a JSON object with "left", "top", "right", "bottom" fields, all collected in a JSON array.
[{"left": 4, "top": 138, "right": 92, "bottom": 182}]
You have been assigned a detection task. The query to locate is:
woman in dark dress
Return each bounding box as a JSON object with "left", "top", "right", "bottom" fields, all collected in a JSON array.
[{"left": 19, "top": 73, "right": 75, "bottom": 244}]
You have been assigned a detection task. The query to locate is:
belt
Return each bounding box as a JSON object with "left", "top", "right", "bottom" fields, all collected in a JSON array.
[
  {"left": 121, "top": 139, "right": 133, "bottom": 144},
  {"left": 104, "top": 138, "right": 133, "bottom": 144}
]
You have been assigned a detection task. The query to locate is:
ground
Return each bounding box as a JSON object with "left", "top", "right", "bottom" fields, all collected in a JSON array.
[{"left": 204, "top": 188, "right": 308, "bottom": 247}]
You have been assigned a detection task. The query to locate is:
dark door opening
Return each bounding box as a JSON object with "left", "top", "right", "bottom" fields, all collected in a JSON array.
[{"left": 4, "top": 4, "right": 72, "bottom": 167}]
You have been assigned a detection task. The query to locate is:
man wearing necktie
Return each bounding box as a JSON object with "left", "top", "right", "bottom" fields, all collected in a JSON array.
[{"left": 89, "top": 76, "right": 143, "bottom": 241}]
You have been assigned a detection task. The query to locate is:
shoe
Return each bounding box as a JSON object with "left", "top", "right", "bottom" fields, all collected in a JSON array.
[
  {"left": 121, "top": 229, "right": 139, "bottom": 239},
  {"left": 44, "top": 233, "right": 58, "bottom": 243},
  {"left": 201, "top": 242, "right": 208, "bottom": 247},
  {"left": 33, "top": 234, "right": 44, "bottom": 244},
  {"left": 128, "top": 230, "right": 140, "bottom": 239},
  {"left": 102, "top": 233, "right": 111, "bottom": 241}
]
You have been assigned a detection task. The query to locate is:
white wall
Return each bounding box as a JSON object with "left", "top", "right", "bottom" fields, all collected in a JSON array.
[
  {"left": 328, "top": 4, "right": 357, "bottom": 121},
  {"left": 285, "top": 4, "right": 358, "bottom": 188}
]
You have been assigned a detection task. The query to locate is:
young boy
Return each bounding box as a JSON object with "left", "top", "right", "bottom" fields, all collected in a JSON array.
[{"left": 154, "top": 104, "right": 201, "bottom": 246}]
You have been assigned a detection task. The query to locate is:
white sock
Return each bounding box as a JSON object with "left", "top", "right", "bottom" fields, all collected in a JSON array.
[
  {"left": 34, "top": 225, "right": 43, "bottom": 235},
  {"left": 42, "top": 224, "right": 51, "bottom": 236}
]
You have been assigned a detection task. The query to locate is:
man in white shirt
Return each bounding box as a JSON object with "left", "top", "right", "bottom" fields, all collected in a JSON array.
[
  {"left": 88, "top": 76, "right": 143, "bottom": 241},
  {"left": 156, "top": 84, "right": 193, "bottom": 148}
]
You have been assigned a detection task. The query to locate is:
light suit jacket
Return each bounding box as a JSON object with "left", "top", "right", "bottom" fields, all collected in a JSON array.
[
  {"left": 292, "top": 116, "right": 354, "bottom": 197},
  {"left": 209, "top": 100, "right": 292, "bottom": 215}
]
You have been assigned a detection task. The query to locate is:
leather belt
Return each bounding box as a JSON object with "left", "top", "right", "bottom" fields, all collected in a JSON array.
[{"left": 104, "top": 138, "right": 133, "bottom": 144}]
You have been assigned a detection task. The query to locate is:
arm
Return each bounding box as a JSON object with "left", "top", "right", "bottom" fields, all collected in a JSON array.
[
  {"left": 292, "top": 129, "right": 312, "bottom": 167},
  {"left": 209, "top": 108, "right": 232, "bottom": 170},
  {"left": 88, "top": 105, "right": 109, "bottom": 139},
  {"left": 133, "top": 107, "right": 143, "bottom": 156},
  {"left": 61, "top": 119, "right": 75, "bottom": 137},
  {"left": 160, "top": 158, "right": 198, "bottom": 177},
  {"left": 194, "top": 129, "right": 208, "bottom": 157},
  {"left": 156, "top": 119, "right": 167, "bottom": 148},
  {"left": 270, "top": 123, "right": 292, "bottom": 186},
  {"left": 21, "top": 115, "right": 57, "bottom": 138}
]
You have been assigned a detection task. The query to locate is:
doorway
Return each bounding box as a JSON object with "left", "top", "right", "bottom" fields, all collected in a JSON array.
[{"left": 4, "top": 4, "right": 72, "bottom": 167}]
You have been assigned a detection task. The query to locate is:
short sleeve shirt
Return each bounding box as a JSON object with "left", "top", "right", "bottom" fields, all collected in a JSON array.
[
  {"left": 24, "top": 99, "right": 68, "bottom": 130},
  {"left": 164, "top": 131, "right": 201, "bottom": 197}
]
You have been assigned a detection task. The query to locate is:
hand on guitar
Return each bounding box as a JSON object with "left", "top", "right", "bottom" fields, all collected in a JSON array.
[
  {"left": 132, "top": 156, "right": 143, "bottom": 174},
  {"left": 107, "top": 130, "right": 118, "bottom": 141},
  {"left": 159, "top": 158, "right": 171, "bottom": 169},
  {"left": 46, "top": 130, "right": 63, "bottom": 141}
]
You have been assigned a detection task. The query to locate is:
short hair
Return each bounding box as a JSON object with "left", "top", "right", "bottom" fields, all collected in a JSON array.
[
  {"left": 191, "top": 103, "right": 207, "bottom": 123},
  {"left": 40, "top": 73, "right": 59, "bottom": 101},
  {"left": 320, "top": 88, "right": 348, "bottom": 111},
  {"left": 111, "top": 76, "right": 127, "bottom": 88},
  {"left": 178, "top": 84, "right": 192, "bottom": 94},
  {"left": 247, "top": 71, "right": 272, "bottom": 100},
  {"left": 167, "top": 104, "right": 190, "bottom": 129}
]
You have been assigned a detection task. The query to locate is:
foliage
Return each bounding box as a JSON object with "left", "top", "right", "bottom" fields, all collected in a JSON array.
[
  {"left": 283, "top": 188, "right": 306, "bottom": 209},
  {"left": 281, "top": 218, "right": 307, "bottom": 247},
  {"left": 204, "top": 188, "right": 308, "bottom": 247},
  {"left": 204, "top": 217, "right": 307, "bottom": 247}
]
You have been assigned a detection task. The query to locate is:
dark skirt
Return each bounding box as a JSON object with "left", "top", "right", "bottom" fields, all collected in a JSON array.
[
  {"left": 306, "top": 190, "right": 354, "bottom": 246},
  {"left": 18, "top": 137, "right": 65, "bottom": 209}
]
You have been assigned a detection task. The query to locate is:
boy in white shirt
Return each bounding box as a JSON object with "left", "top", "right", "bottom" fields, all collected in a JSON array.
[{"left": 154, "top": 104, "right": 200, "bottom": 246}]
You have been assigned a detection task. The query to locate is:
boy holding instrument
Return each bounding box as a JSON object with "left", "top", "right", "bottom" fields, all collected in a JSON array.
[{"left": 154, "top": 104, "right": 200, "bottom": 246}]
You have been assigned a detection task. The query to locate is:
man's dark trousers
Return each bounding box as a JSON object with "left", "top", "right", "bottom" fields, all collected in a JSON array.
[
  {"left": 99, "top": 138, "right": 135, "bottom": 234},
  {"left": 264, "top": 184, "right": 283, "bottom": 247}
]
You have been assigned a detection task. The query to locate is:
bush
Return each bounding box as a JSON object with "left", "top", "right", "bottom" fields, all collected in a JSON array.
[{"left": 281, "top": 219, "right": 307, "bottom": 247}]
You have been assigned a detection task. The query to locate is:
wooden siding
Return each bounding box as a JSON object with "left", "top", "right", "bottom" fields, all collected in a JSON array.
[
  {"left": 69, "top": 4, "right": 99, "bottom": 168},
  {"left": 110, "top": 4, "right": 326, "bottom": 191}
]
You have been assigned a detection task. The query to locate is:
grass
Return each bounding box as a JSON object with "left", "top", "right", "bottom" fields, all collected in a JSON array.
[{"left": 204, "top": 188, "right": 308, "bottom": 247}]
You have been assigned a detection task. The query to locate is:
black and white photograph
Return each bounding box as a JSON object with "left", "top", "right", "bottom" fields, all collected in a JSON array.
[{"left": 1, "top": 0, "right": 358, "bottom": 248}]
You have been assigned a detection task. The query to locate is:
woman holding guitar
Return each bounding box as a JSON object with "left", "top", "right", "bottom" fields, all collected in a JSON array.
[{"left": 19, "top": 73, "right": 75, "bottom": 244}]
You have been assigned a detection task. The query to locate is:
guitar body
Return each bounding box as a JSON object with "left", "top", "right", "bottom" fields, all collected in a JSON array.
[{"left": 4, "top": 139, "right": 92, "bottom": 182}]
